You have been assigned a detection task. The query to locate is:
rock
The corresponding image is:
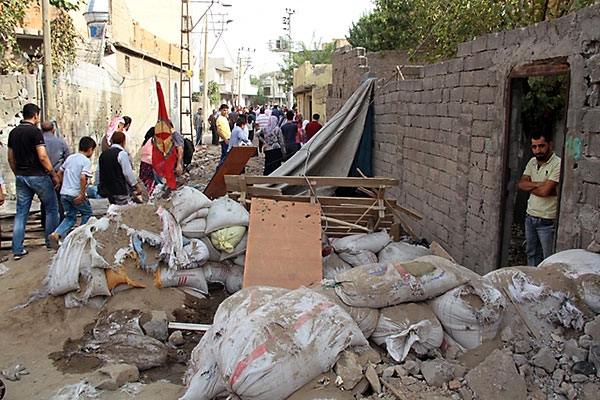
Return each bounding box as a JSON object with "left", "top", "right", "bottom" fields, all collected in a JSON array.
[
  {"left": 382, "top": 366, "right": 395, "bottom": 378},
  {"left": 96, "top": 363, "right": 139, "bottom": 390},
  {"left": 448, "top": 379, "right": 461, "bottom": 390},
  {"left": 513, "top": 354, "right": 528, "bottom": 367},
  {"left": 514, "top": 340, "right": 532, "bottom": 354},
  {"left": 531, "top": 346, "right": 557, "bottom": 373},
  {"left": 578, "top": 335, "right": 594, "bottom": 350},
  {"left": 401, "top": 376, "right": 417, "bottom": 385},
  {"left": 589, "top": 345, "right": 600, "bottom": 376},
  {"left": 584, "top": 316, "right": 600, "bottom": 340},
  {"left": 500, "top": 326, "right": 514, "bottom": 342},
  {"left": 355, "top": 344, "right": 382, "bottom": 366},
  {"left": 457, "top": 386, "right": 473, "bottom": 400},
  {"left": 168, "top": 330, "right": 185, "bottom": 346},
  {"left": 404, "top": 358, "right": 421, "bottom": 375},
  {"left": 394, "top": 365, "right": 408, "bottom": 377},
  {"left": 552, "top": 368, "right": 565, "bottom": 385},
  {"left": 570, "top": 373, "right": 588, "bottom": 383},
  {"left": 142, "top": 310, "right": 168, "bottom": 341},
  {"left": 350, "top": 377, "right": 370, "bottom": 397},
  {"left": 572, "top": 360, "right": 596, "bottom": 376},
  {"left": 365, "top": 363, "right": 381, "bottom": 393},
  {"left": 564, "top": 339, "right": 587, "bottom": 362},
  {"left": 334, "top": 351, "right": 363, "bottom": 390},
  {"left": 421, "top": 359, "right": 459, "bottom": 387},
  {"left": 465, "top": 349, "right": 527, "bottom": 400}
]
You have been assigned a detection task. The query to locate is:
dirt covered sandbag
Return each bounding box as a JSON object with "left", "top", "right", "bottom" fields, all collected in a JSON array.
[
  {"left": 334, "top": 255, "right": 470, "bottom": 308},
  {"left": 184, "top": 287, "right": 367, "bottom": 400},
  {"left": 332, "top": 231, "right": 392, "bottom": 254},
  {"left": 154, "top": 267, "right": 208, "bottom": 295},
  {"left": 430, "top": 278, "right": 506, "bottom": 350},
  {"left": 158, "top": 185, "right": 212, "bottom": 223},
  {"left": 220, "top": 232, "right": 248, "bottom": 262},
  {"left": 202, "top": 261, "right": 231, "bottom": 285},
  {"left": 205, "top": 196, "right": 250, "bottom": 233},
  {"left": 538, "top": 249, "right": 600, "bottom": 276},
  {"left": 157, "top": 207, "right": 189, "bottom": 269},
  {"left": 183, "top": 239, "right": 209, "bottom": 268},
  {"left": 377, "top": 241, "right": 433, "bottom": 263},
  {"left": 338, "top": 249, "right": 378, "bottom": 268},
  {"left": 181, "top": 218, "right": 207, "bottom": 239},
  {"left": 371, "top": 302, "right": 444, "bottom": 361},
  {"left": 322, "top": 252, "right": 352, "bottom": 279},
  {"left": 225, "top": 264, "right": 244, "bottom": 294}
]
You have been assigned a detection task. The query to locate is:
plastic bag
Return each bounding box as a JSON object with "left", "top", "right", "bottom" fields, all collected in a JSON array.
[{"left": 210, "top": 226, "right": 247, "bottom": 253}]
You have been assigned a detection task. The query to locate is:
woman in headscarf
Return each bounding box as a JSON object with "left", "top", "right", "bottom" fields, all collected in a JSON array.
[
  {"left": 138, "top": 127, "right": 156, "bottom": 194},
  {"left": 263, "top": 115, "right": 286, "bottom": 175},
  {"left": 101, "top": 117, "right": 125, "bottom": 152}
]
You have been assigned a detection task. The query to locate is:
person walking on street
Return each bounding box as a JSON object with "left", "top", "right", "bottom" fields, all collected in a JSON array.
[
  {"left": 48, "top": 137, "right": 97, "bottom": 248},
  {"left": 518, "top": 131, "right": 561, "bottom": 266},
  {"left": 215, "top": 104, "right": 231, "bottom": 168},
  {"left": 262, "top": 115, "right": 285, "bottom": 175},
  {"left": 208, "top": 109, "right": 218, "bottom": 145},
  {"left": 281, "top": 111, "right": 299, "bottom": 161},
  {"left": 8, "top": 103, "right": 61, "bottom": 259},
  {"left": 304, "top": 113, "right": 323, "bottom": 142},
  {"left": 193, "top": 107, "right": 203, "bottom": 147},
  {"left": 40, "top": 120, "right": 70, "bottom": 225}
]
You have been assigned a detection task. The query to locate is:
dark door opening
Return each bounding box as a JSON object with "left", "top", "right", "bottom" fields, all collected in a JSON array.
[{"left": 499, "top": 62, "right": 569, "bottom": 268}]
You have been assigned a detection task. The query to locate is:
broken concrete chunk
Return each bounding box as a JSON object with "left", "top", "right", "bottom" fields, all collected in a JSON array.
[
  {"left": 365, "top": 363, "right": 381, "bottom": 393},
  {"left": 465, "top": 349, "right": 527, "bottom": 400},
  {"left": 532, "top": 346, "right": 558, "bottom": 373},
  {"left": 334, "top": 351, "right": 363, "bottom": 390},
  {"left": 588, "top": 345, "right": 600, "bottom": 377},
  {"left": 564, "top": 339, "right": 587, "bottom": 362},
  {"left": 168, "top": 330, "right": 185, "bottom": 346},
  {"left": 421, "top": 359, "right": 459, "bottom": 387},
  {"left": 584, "top": 316, "right": 600, "bottom": 340},
  {"left": 142, "top": 310, "right": 169, "bottom": 342},
  {"left": 96, "top": 363, "right": 139, "bottom": 390}
]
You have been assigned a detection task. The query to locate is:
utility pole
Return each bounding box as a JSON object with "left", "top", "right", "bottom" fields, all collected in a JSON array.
[
  {"left": 283, "top": 8, "right": 295, "bottom": 107},
  {"left": 237, "top": 49, "right": 242, "bottom": 107},
  {"left": 42, "top": 0, "right": 55, "bottom": 119},
  {"left": 202, "top": 15, "right": 209, "bottom": 134}
]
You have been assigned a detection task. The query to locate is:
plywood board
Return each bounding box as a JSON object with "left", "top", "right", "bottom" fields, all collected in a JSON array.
[
  {"left": 244, "top": 199, "right": 322, "bottom": 289},
  {"left": 204, "top": 146, "right": 257, "bottom": 199}
]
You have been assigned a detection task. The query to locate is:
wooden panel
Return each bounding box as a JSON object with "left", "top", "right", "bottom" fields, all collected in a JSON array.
[
  {"left": 234, "top": 175, "right": 399, "bottom": 188},
  {"left": 204, "top": 146, "right": 257, "bottom": 199},
  {"left": 244, "top": 199, "right": 322, "bottom": 289}
]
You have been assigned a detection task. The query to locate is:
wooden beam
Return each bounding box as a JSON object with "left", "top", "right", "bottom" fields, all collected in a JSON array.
[{"left": 232, "top": 175, "right": 399, "bottom": 188}]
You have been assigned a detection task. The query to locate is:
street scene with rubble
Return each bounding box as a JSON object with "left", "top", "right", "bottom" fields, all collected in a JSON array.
[{"left": 1, "top": 1, "right": 600, "bottom": 400}]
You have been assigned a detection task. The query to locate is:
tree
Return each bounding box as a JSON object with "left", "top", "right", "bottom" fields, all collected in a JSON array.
[
  {"left": 347, "top": 0, "right": 595, "bottom": 62},
  {"left": 208, "top": 80, "right": 220, "bottom": 109}
]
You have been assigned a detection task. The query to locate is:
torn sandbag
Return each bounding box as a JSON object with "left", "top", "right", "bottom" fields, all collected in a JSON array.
[
  {"left": 158, "top": 185, "right": 212, "bottom": 223},
  {"left": 155, "top": 267, "right": 208, "bottom": 295},
  {"left": 208, "top": 287, "right": 367, "bottom": 400},
  {"left": 157, "top": 206, "right": 190, "bottom": 269},
  {"left": 332, "top": 231, "right": 392, "bottom": 255},
  {"left": 210, "top": 225, "right": 246, "bottom": 253},
  {"left": 181, "top": 218, "right": 207, "bottom": 238},
  {"left": 377, "top": 241, "right": 433, "bottom": 263},
  {"left": 338, "top": 249, "right": 378, "bottom": 267},
  {"left": 203, "top": 261, "right": 230, "bottom": 285},
  {"left": 205, "top": 196, "right": 250, "bottom": 233},
  {"left": 430, "top": 279, "right": 506, "bottom": 350},
  {"left": 322, "top": 252, "right": 352, "bottom": 279},
  {"left": 183, "top": 239, "right": 210, "bottom": 268},
  {"left": 131, "top": 234, "right": 160, "bottom": 272},
  {"left": 334, "top": 255, "right": 470, "bottom": 308},
  {"left": 371, "top": 302, "right": 444, "bottom": 361},
  {"left": 539, "top": 249, "right": 600, "bottom": 278},
  {"left": 106, "top": 266, "right": 145, "bottom": 292}
]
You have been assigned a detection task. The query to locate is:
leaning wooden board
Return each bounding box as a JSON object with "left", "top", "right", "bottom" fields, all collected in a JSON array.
[
  {"left": 243, "top": 198, "right": 323, "bottom": 289},
  {"left": 203, "top": 146, "right": 257, "bottom": 199}
]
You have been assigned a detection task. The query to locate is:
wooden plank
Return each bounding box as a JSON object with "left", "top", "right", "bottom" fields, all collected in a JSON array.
[
  {"left": 237, "top": 175, "right": 399, "bottom": 188},
  {"left": 204, "top": 146, "right": 257, "bottom": 199},
  {"left": 244, "top": 199, "right": 322, "bottom": 289},
  {"left": 429, "top": 241, "right": 458, "bottom": 264}
]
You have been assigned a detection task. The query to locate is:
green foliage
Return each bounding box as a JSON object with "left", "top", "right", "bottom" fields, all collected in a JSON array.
[
  {"left": 0, "top": 0, "right": 31, "bottom": 57},
  {"left": 208, "top": 80, "right": 220, "bottom": 108},
  {"left": 49, "top": 9, "right": 80, "bottom": 74},
  {"left": 192, "top": 92, "right": 201, "bottom": 102},
  {"left": 521, "top": 75, "right": 567, "bottom": 134},
  {"left": 49, "top": 0, "right": 83, "bottom": 11},
  {"left": 347, "top": 0, "right": 596, "bottom": 62}
]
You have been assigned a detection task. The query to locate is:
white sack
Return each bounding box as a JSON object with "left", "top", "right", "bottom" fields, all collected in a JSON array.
[
  {"left": 430, "top": 278, "right": 506, "bottom": 350},
  {"left": 322, "top": 252, "right": 352, "bottom": 280},
  {"left": 220, "top": 232, "right": 248, "bottom": 262},
  {"left": 167, "top": 186, "right": 212, "bottom": 223},
  {"left": 377, "top": 241, "right": 433, "bottom": 263},
  {"left": 338, "top": 249, "right": 378, "bottom": 267},
  {"left": 332, "top": 231, "right": 392, "bottom": 254},
  {"left": 371, "top": 303, "right": 443, "bottom": 361},
  {"left": 205, "top": 196, "right": 250, "bottom": 233},
  {"left": 539, "top": 249, "right": 600, "bottom": 278},
  {"left": 225, "top": 264, "right": 244, "bottom": 294},
  {"left": 157, "top": 207, "right": 189, "bottom": 269},
  {"left": 183, "top": 239, "right": 209, "bottom": 268},
  {"left": 215, "top": 287, "right": 367, "bottom": 400},
  {"left": 203, "top": 262, "right": 230, "bottom": 285},
  {"left": 181, "top": 218, "right": 207, "bottom": 239},
  {"left": 181, "top": 208, "right": 210, "bottom": 225},
  {"left": 334, "top": 255, "right": 470, "bottom": 308},
  {"left": 200, "top": 236, "right": 221, "bottom": 262},
  {"left": 158, "top": 267, "right": 208, "bottom": 294}
]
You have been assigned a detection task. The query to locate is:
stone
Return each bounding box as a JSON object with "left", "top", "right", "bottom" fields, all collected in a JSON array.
[
  {"left": 572, "top": 360, "right": 596, "bottom": 376},
  {"left": 588, "top": 345, "right": 600, "bottom": 376},
  {"left": 570, "top": 373, "right": 588, "bottom": 383},
  {"left": 500, "top": 326, "right": 514, "bottom": 342},
  {"left": 96, "top": 363, "right": 139, "bottom": 390},
  {"left": 382, "top": 366, "right": 395, "bottom": 378},
  {"left": 334, "top": 351, "right": 363, "bottom": 390},
  {"left": 513, "top": 354, "right": 528, "bottom": 367},
  {"left": 584, "top": 316, "right": 600, "bottom": 340},
  {"left": 168, "top": 330, "right": 185, "bottom": 346},
  {"left": 350, "top": 377, "right": 370, "bottom": 397},
  {"left": 355, "top": 345, "right": 382, "bottom": 366},
  {"left": 401, "top": 376, "right": 417, "bottom": 385},
  {"left": 421, "top": 359, "right": 459, "bottom": 387},
  {"left": 465, "top": 349, "right": 527, "bottom": 400},
  {"left": 394, "top": 365, "right": 408, "bottom": 377},
  {"left": 448, "top": 379, "right": 461, "bottom": 390},
  {"left": 365, "top": 363, "right": 381, "bottom": 393},
  {"left": 578, "top": 335, "right": 594, "bottom": 350},
  {"left": 142, "top": 310, "right": 168, "bottom": 341},
  {"left": 564, "top": 339, "right": 587, "bottom": 362},
  {"left": 552, "top": 368, "right": 566, "bottom": 385},
  {"left": 531, "top": 346, "right": 557, "bottom": 373},
  {"left": 514, "top": 340, "right": 532, "bottom": 354},
  {"left": 457, "top": 386, "right": 473, "bottom": 400},
  {"left": 404, "top": 359, "right": 421, "bottom": 375}
]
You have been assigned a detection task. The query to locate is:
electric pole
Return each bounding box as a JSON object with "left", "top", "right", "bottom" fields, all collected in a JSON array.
[{"left": 42, "top": 0, "right": 55, "bottom": 119}]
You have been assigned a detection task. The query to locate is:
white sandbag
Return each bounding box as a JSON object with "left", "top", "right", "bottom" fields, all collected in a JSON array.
[
  {"left": 181, "top": 208, "right": 210, "bottom": 225},
  {"left": 377, "top": 241, "right": 433, "bottom": 263},
  {"left": 371, "top": 303, "right": 444, "bottom": 361},
  {"left": 232, "top": 254, "right": 245, "bottom": 266},
  {"left": 225, "top": 264, "right": 244, "bottom": 294},
  {"left": 539, "top": 249, "right": 600, "bottom": 277},
  {"left": 203, "top": 261, "right": 230, "bottom": 285},
  {"left": 205, "top": 196, "right": 250, "bottom": 233},
  {"left": 220, "top": 232, "right": 248, "bottom": 261},
  {"left": 581, "top": 277, "right": 600, "bottom": 314},
  {"left": 310, "top": 283, "right": 380, "bottom": 339},
  {"left": 214, "top": 287, "right": 368, "bottom": 400},
  {"left": 322, "top": 252, "right": 352, "bottom": 279},
  {"left": 332, "top": 231, "right": 392, "bottom": 254},
  {"left": 157, "top": 267, "right": 208, "bottom": 295},
  {"left": 157, "top": 207, "right": 190, "bottom": 269},
  {"left": 183, "top": 239, "right": 209, "bottom": 268},
  {"left": 200, "top": 236, "right": 221, "bottom": 262},
  {"left": 181, "top": 218, "right": 207, "bottom": 239},
  {"left": 47, "top": 218, "right": 112, "bottom": 296},
  {"left": 430, "top": 278, "right": 506, "bottom": 350},
  {"left": 210, "top": 226, "right": 246, "bottom": 253},
  {"left": 181, "top": 344, "right": 227, "bottom": 400},
  {"left": 338, "top": 249, "right": 378, "bottom": 267},
  {"left": 167, "top": 186, "right": 212, "bottom": 223},
  {"left": 334, "top": 255, "right": 470, "bottom": 308}
]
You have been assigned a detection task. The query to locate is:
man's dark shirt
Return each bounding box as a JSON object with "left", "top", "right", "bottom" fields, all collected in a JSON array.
[{"left": 7, "top": 122, "right": 46, "bottom": 176}]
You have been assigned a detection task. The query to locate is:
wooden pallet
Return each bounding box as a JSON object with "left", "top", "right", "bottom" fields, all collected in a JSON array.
[{"left": 224, "top": 174, "right": 422, "bottom": 239}]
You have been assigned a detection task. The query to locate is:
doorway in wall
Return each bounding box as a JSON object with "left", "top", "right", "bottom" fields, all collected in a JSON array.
[{"left": 498, "top": 60, "right": 569, "bottom": 268}]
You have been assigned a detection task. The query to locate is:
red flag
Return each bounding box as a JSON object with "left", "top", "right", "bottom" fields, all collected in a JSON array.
[{"left": 152, "top": 81, "right": 178, "bottom": 189}]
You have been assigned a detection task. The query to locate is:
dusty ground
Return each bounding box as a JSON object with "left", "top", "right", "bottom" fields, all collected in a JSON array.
[{"left": 0, "top": 143, "right": 262, "bottom": 400}]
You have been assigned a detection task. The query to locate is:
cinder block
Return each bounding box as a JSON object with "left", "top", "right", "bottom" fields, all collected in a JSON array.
[{"left": 471, "top": 36, "right": 488, "bottom": 53}]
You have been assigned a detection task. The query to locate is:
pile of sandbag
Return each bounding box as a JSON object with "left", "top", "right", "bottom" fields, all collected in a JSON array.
[{"left": 46, "top": 186, "right": 251, "bottom": 307}]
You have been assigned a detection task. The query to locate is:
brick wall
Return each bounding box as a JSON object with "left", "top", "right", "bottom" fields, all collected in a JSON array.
[{"left": 331, "top": 4, "right": 600, "bottom": 274}]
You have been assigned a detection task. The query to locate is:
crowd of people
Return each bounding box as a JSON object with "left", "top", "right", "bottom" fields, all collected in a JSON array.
[{"left": 2, "top": 102, "right": 323, "bottom": 260}]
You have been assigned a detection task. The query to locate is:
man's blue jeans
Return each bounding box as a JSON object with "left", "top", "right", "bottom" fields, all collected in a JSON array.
[
  {"left": 195, "top": 127, "right": 203, "bottom": 146},
  {"left": 217, "top": 140, "right": 228, "bottom": 169},
  {"left": 54, "top": 194, "right": 93, "bottom": 238},
  {"left": 13, "top": 175, "right": 59, "bottom": 253},
  {"left": 525, "top": 214, "right": 555, "bottom": 266}
]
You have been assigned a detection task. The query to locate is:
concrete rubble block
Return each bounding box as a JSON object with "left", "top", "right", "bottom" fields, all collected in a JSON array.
[
  {"left": 142, "top": 310, "right": 168, "bottom": 341},
  {"left": 572, "top": 360, "right": 597, "bottom": 376},
  {"left": 513, "top": 339, "right": 532, "bottom": 354},
  {"left": 564, "top": 339, "right": 588, "bottom": 362},
  {"left": 95, "top": 363, "right": 139, "bottom": 391},
  {"left": 365, "top": 363, "right": 381, "bottom": 393},
  {"left": 584, "top": 316, "right": 600, "bottom": 340},
  {"left": 350, "top": 377, "right": 370, "bottom": 397},
  {"left": 394, "top": 365, "right": 408, "bottom": 377},
  {"left": 168, "top": 330, "right": 185, "bottom": 346},
  {"left": 465, "top": 349, "right": 527, "bottom": 400},
  {"left": 403, "top": 358, "right": 421, "bottom": 375},
  {"left": 334, "top": 350, "right": 363, "bottom": 390},
  {"left": 531, "top": 346, "right": 558, "bottom": 373},
  {"left": 421, "top": 359, "right": 464, "bottom": 387},
  {"left": 589, "top": 345, "right": 600, "bottom": 377},
  {"left": 382, "top": 366, "right": 395, "bottom": 378},
  {"left": 354, "top": 344, "right": 382, "bottom": 367}
]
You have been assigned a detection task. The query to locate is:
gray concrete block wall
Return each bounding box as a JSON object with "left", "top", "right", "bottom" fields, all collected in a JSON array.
[{"left": 334, "top": 4, "right": 600, "bottom": 273}]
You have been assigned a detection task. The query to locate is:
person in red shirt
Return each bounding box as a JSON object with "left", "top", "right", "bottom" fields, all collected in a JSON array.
[{"left": 304, "top": 113, "right": 323, "bottom": 142}]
